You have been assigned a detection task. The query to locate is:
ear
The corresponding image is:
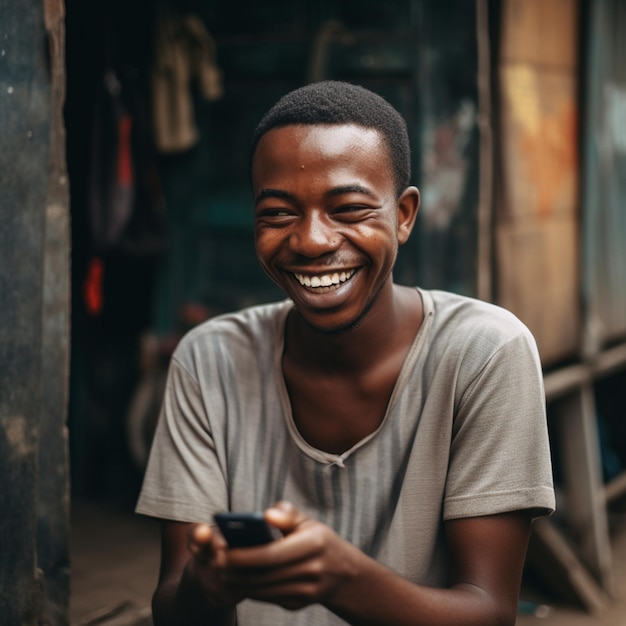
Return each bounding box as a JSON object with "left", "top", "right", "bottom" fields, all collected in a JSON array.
[{"left": 396, "top": 186, "right": 420, "bottom": 245}]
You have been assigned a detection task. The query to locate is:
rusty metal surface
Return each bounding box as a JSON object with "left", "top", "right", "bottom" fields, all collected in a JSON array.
[
  {"left": 494, "top": 0, "right": 581, "bottom": 366},
  {"left": 0, "top": 0, "right": 49, "bottom": 622},
  {"left": 0, "top": 0, "right": 70, "bottom": 624},
  {"left": 581, "top": 0, "right": 626, "bottom": 355}
]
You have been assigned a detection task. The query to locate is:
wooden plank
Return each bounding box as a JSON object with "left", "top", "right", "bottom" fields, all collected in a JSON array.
[
  {"left": 594, "top": 343, "right": 626, "bottom": 377},
  {"left": 38, "top": 1, "right": 72, "bottom": 623},
  {"left": 544, "top": 365, "right": 589, "bottom": 400},
  {"left": 531, "top": 518, "right": 611, "bottom": 613},
  {"left": 544, "top": 343, "right": 626, "bottom": 399},
  {"left": 476, "top": 0, "right": 493, "bottom": 302},
  {"left": 604, "top": 470, "right": 626, "bottom": 504},
  {"left": 553, "top": 384, "right": 615, "bottom": 596},
  {"left": 500, "top": 0, "right": 579, "bottom": 70},
  {"left": 495, "top": 214, "right": 579, "bottom": 366}
]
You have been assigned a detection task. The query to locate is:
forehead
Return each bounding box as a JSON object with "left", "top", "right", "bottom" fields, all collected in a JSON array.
[{"left": 251, "top": 124, "right": 393, "bottom": 186}]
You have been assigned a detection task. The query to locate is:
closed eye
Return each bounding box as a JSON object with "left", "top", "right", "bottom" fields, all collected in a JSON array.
[
  {"left": 255, "top": 206, "right": 297, "bottom": 225},
  {"left": 337, "top": 205, "right": 368, "bottom": 212},
  {"left": 263, "top": 208, "right": 293, "bottom": 217},
  {"left": 334, "top": 204, "right": 377, "bottom": 221}
]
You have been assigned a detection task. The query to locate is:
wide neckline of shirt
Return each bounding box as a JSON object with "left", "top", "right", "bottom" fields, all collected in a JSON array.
[{"left": 272, "top": 287, "right": 435, "bottom": 466}]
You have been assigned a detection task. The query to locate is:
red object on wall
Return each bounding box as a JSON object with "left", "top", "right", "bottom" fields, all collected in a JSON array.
[{"left": 84, "top": 256, "right": 104, "bottom": 316}]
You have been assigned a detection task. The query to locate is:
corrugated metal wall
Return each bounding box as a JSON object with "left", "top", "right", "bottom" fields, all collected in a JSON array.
[{"left": 581, "top": 0, "right": 626, "bottom": 355}]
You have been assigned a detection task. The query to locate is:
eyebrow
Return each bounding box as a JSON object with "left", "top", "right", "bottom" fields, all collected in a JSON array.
[
  {"left": 326, "top": 184, "right": 375, "bottom": 198},
  {"left": 255, "top": 184, "right": 375, "bottom": 205},
  {"left": 255, "top": 188, "right": 294, "bottom": 205}
]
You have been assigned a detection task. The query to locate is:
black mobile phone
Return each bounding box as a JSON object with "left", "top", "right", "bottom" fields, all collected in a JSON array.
[{"left": 213, "top": 512, "right": 281, "bottom": 548}]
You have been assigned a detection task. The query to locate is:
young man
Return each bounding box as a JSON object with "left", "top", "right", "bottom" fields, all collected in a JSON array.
[{"left": 136, "top": 81, "right": 555, "bottom": 626}]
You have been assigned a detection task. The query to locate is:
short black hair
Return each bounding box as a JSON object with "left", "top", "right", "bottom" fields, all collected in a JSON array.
[{"left": 251, "top": 81, "right": 411, "bottom": 196}]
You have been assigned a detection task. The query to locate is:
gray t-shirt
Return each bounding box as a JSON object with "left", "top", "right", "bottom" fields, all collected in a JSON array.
[{"left": 136, "top": 288, "right": 555, "bottom": 626}]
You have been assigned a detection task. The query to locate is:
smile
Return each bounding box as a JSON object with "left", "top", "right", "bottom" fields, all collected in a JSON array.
[{"left": 293, "top": 269, "right": 357, "bottom": 288}]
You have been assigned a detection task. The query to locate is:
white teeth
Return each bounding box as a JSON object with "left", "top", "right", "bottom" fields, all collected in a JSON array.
[{"left": 294, "top": 269, "right": 356, "bottom": 288}]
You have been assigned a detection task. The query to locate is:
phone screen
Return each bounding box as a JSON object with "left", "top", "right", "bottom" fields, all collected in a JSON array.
[{"left": 214, "top": 512, "right": 281, "bottom": 548}]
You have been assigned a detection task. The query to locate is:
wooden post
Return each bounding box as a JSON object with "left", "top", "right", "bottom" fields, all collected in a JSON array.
[{"left": 554, "top": 383, "right": 615, "bottom": 597}]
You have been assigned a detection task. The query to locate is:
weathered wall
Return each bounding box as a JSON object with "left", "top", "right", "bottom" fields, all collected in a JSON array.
[
  {"left": 0, "top": 0, "right": 70, "bottom": 624},
  {"left": 495, "top": 0, "right": 581, "bottom": 366}
]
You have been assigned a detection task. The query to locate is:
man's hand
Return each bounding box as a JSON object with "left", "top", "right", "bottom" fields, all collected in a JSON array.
[
  {"left": 216, "top": 500, "right": 360, "bottom": 611},
  {"left": 155, "top": 506, "right": 532, "bottom": 626},
  {"left": 183, "top": 522, "right": 247, "bottom": 610}
]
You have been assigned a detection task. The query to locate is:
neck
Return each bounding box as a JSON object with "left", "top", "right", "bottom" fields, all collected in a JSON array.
[{"left": 285, "top": 283, "right": 421, "bottom": 374}]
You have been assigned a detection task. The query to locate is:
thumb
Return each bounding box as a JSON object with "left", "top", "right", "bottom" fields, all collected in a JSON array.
[
  {"left": 188, "top": 523, "right": 227, "bottom": 564},
  {"left": 264, "top": 500, "right": 308, "bottom": 534},
  {"left": 188, "top": 523, "right": 213, "bottom": 561}
]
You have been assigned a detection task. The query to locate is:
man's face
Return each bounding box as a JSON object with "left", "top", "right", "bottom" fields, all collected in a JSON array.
[{"left": 251, "top": 123, "right": 416, "bottom": 334}]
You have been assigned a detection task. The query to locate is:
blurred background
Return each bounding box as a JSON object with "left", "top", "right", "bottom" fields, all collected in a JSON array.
[{"left": 2, "top": 0, "right": 626, "bottom": 624}]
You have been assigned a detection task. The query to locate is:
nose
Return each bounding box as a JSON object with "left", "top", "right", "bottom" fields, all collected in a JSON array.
[{"left": 288, "top": 211, "right": 340, "bottom": 258}]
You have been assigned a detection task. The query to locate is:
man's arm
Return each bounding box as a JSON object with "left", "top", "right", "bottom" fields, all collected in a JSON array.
[
  {"left": 221, "top": 502, "right": 532, "bottom": 626},
  {"left": 151, "top": 502, "right": 531, "bottom": 626},
  {"left": 325, "top": 511, "right": 532, "bottom": 625},
  {"left": 151, "top": 521, "right": 239, "bottom": 626}
]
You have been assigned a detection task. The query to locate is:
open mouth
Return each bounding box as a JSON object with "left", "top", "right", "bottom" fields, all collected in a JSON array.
[{"left": 293, "top": 269, "right": 357, "bottom": 289}]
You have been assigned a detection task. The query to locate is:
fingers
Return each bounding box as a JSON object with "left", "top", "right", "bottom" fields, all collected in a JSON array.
[
  {"left": 239, "top": 577, "right": 322, "bottom": 612},
  {"left": 190, "top": 522, "right": 212, "bottom": 544},
  {"left": 201, "top": 505, "right": 351, "bottom": 611},
  {"left": 226, "top": 520, "right": 328, "bottom": 570},
  {"left": 188, "top": 523, "right": 212, "bottom": 566},
  {"left": 188, "top": 523, "right": 228, "bottom": 566}
]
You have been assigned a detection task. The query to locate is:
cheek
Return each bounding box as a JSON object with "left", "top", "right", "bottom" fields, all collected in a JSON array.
[
  {"left": 254, "top": 227, "right": 275, "bottom": 249},
  {"left": 363, "top": 226, "right": 398, "bottom": 258},
  {"left": 254, "top": 231, "right": 283, "bottom": 267}
]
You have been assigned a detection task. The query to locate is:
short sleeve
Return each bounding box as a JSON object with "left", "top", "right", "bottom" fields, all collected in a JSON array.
[
  {"left": 443, "top": 330, "right": 556, "bottom": 520},
  {"left": 135, "top": 356, "right": 229, "bottom": 523}
]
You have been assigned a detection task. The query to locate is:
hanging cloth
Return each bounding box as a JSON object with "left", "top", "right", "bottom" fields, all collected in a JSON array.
[{"left": 151, "top": 13, "right": 223, "bottom": 153}]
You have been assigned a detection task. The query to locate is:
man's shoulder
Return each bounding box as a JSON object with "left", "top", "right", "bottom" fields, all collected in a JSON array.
[
  {"left": 421, "top": 289, "right": 542, "bottom": 389},
  {"left": 425, "top": 289, "right": 536, "bottom": 347},
  {"left": 429, "top": 288, "right": 520, "bottom": 317},
  {"left": 174, "top": 299, "right": 292, "bottom": 361}
]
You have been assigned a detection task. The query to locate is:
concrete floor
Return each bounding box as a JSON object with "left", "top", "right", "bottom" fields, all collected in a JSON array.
[
  {"left": 70, "top": 500, "right": 626, "bottom": 626},
  {"left": 70, "top": 500, "right": 160, "bottom": 626}
]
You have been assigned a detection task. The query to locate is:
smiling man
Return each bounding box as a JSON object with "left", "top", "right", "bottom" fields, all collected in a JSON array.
[{"left": 136, "top": 81, "right": 555, "bottom": 626}]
